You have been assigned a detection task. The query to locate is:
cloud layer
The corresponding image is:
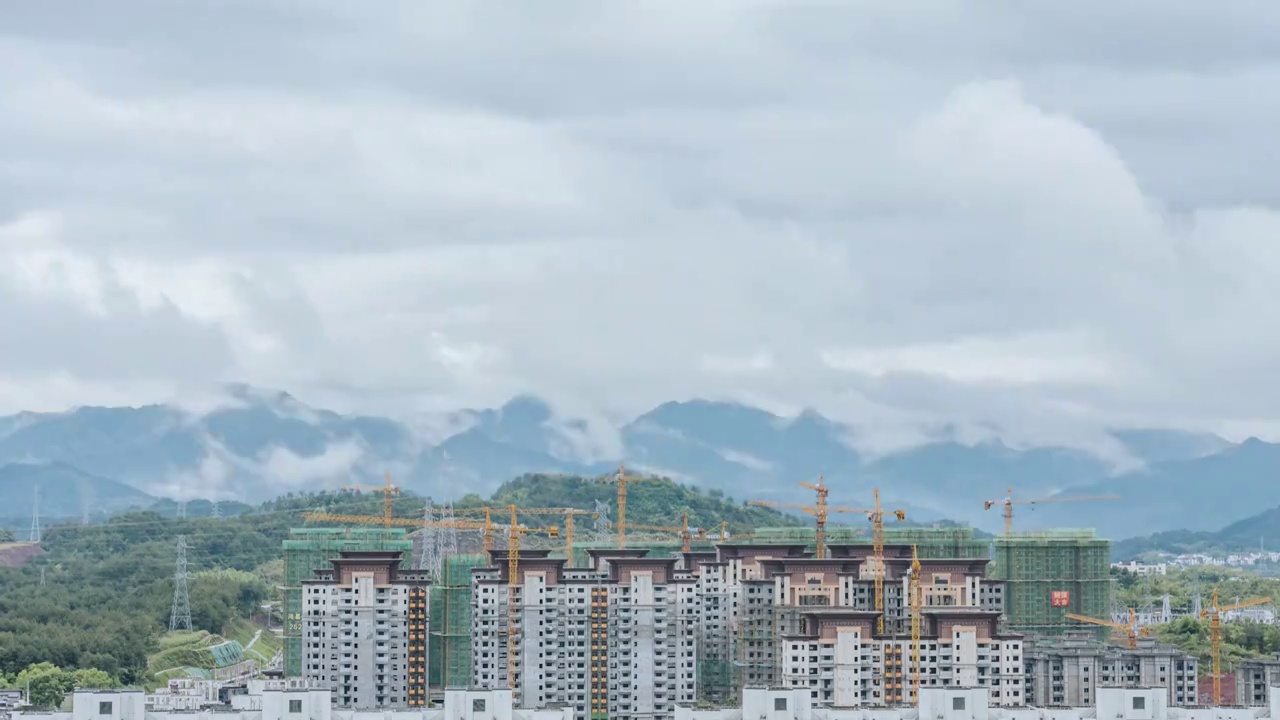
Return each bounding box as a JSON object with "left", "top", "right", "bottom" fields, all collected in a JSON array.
[{"left": 3, "top": 2, "right": 1280, "bottom": 450}]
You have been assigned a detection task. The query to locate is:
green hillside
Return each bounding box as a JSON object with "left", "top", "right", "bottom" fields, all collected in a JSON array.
[
  {"left": 476, "top": 472, "right": 803, "bottom": 532},
  {"left": 148, "top": 619, "right": 280, "bottom": 684}
]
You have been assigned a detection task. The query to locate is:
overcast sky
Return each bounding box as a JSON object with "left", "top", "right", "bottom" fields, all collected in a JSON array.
[{"left": 2, "top": 2, "right": 1280, "bottom": 449}]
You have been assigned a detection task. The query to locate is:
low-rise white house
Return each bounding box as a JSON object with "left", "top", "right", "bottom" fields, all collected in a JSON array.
[
  {"left": 675, "top": 685, "right": 1280, "bottom": 720},
  {"left": 11, "top": 682, "right": 570, "bottom": 720}
]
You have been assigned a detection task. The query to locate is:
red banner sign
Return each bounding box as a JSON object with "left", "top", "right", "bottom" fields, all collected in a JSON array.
[{"left": 1051, "top": 590, "right": 1071, "bottom": 607}]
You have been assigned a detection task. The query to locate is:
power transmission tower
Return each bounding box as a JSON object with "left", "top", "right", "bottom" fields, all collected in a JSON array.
[
  {"left": 29, "top": 486, "right": 41, "bottom": 543},
  {"left": 211, "top": 501, "right": 222, "bottom": 520},
  {"left": 80, "top": 479, "right": 92, "bottom": 525},
  {"left": 418, "top": 499, "right": 437, "bottom": 573},
  {"left": 593, "top": 499, "right": 612, "bottom": 543},
  {"left": 169, "top": 535, "right": 193, "bottom": 632},
  {"left": 437, "top": 500, "right": 458, "bottom": 561}
]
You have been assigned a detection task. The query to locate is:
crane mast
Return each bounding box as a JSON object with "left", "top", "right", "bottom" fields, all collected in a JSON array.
[
  {"left": 341, "top": 471, "right": 401, "bottom": 528},
  {"left": 1201, "top": 589, "right": 1271, "bottom": 704},
  {"left": 910, "top": 544, "right": 921, "bottom": 699},
  {"left": 502, "top": 504, "right": 559, "bottom": 691},
  {"left": 595, "top": 463, "right": 654, "bottom": 548}
]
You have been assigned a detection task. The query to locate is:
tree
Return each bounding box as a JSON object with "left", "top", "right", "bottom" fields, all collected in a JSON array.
[
  {"left": 13, "top": 663, "right": 72, "bottom": 709},
  {"left": 70, "top": 668, "right": 115, "bottom": 690},
  {"left": 0, "top": 528, "right": 13, "bottom": 542}
]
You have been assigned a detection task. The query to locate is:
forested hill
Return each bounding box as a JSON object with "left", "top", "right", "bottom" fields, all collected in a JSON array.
[
  {"left": 0, "top": 471, "right": 797, "bottom": 695},
  {"left": 474, "top": 473, "right": 802, "bottom": 531}
]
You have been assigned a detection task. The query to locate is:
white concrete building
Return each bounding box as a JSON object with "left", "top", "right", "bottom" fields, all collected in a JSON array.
[
  {"left": 11, "top": 683, "right": 569, "bottom": 720},
  {"left": 471, "top": 549, "right": 698, "bottom": 720},
  {"left": 676, "top": 684, "right": 1280, "bottom": 720},
  {"left": 302, "top": 550, "right": 431, "bottom": 708},
  {"left": 1111, "top": 562, "right": 1169, "bottom": 576},
  {"left": 685, "top": 544, "right": 1016, "bottom": 707},
  {"left": 1023, "top": 632, "right": 1198, "bottom": 708}
]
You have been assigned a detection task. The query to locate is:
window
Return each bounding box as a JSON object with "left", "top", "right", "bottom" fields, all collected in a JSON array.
[
  {"left": 99, "top": 702, "right": 113, "bottom": 715},
  {"left": 289, "top": 700, "right": 302, "bottom": 713},
  {"left": 473, "top": 698, "right": 487, "bottom": 712},
  {"left": 1133, "top": 697, "right": 1146, "bottom": 710},
  {"left": 952, "top": 697, "right": 966, "bottom": 710},
  {"left": 774, "top": 697, "right": 788, "bottom": 711}
]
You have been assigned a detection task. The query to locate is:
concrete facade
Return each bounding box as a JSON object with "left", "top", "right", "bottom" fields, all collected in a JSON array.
[
  {"left": 302, "top": 550, "right": 431, "bottom": 708},
  {"left": 1023, "top": 632, "right": 1198, "bottom": 707},
  {"left": 471, "top": 549, "right": 698, "bottom": 720},
  {"left": 1232, "top": 655, "right": 1280, "bottom": 706},
  {"left": 675, "top": 684, "right": 1280, "bottom": 720},
  {"left": 11, "top": 682, "right": 569, "bottom": 720},
  {"left": 689, "top": 544, "right": 1017, "bottom": 707},
  {"left": 20, "top": 684, "right": 1280, "bottom": 720}
]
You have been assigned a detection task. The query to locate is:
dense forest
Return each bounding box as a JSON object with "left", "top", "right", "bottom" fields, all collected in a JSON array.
[{"left": 0, "top": 471, "right": 796, "bottom": 701}]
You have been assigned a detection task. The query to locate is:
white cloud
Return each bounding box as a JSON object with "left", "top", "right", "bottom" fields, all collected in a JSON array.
[
  {"left": 260, "top": 439, "right": 365, "bottom": 489},
  {"left": 0, "top": 3, "right": 1279, "bottom": 449}
]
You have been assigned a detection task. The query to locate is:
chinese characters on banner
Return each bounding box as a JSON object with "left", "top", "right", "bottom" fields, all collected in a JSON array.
[{"left": 1050, "top": 590, "right": 1071, "bottom": 607}]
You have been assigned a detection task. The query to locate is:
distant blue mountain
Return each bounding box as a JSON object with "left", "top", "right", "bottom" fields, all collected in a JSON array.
[
  {"left": 1029, "top": 437, "right": 1280, "bottom": 539},
  {"left": 0, "top": 385, "right": 1257, "bottom": 538},
  {"left": 0, "top": 461, "right": 155, "bottom": 521}
]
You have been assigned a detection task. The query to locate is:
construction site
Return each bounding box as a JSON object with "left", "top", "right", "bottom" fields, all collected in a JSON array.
[{"left": 279, "top": 470, "right": 1274, "bottom": 714}]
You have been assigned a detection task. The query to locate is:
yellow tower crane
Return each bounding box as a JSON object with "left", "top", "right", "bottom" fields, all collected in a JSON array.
[
  {"left": 910, "top": 544, "right": 922, "bottom": 700},
  {"left": 1065, "top": 608, "right": 1150, "bottom": 649},
  {"left": 748, "top": 475, "right": 870, "bottom": 558},
  {"left": 628, "top": 513, "right": 707, "bottom": 553},
  {"left": 302, "top": 510, "right": 499, "bottom": 549},
  {"left": 454, "top": 506, "right": 596, "bottom": 564},
  {"left": 503, "top": 504, "right": 559, "bottom": 691},
  {"left": 797, "top": 488, "right": 905, "bottom": 633},
  {"left": 716, "top": 521, "right": 759, "bottom": 543},
  {"left": 341, "top": 471, "right": 401, "bottom": 528},
  {"left": 1201, "top": 589, "right": 1271, "bottom": 705},
  {"left": 596, "top": 463, "right": 659, "bottom": 549},
  {"left": 982, "top": 487, "right": 1121, "bottom": 535}
]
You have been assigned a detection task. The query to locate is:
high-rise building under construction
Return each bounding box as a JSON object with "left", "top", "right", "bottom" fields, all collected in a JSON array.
[
  {"left": 282, "top": 528, "right": 415, "bottom": 678},
  {"left": 988, "top": 530, "right": 1112, "bottom": 636}
]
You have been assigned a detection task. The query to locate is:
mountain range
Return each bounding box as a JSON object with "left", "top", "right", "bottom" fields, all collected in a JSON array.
[{"left": 0, "top": 384, "right": 1272, "bottom": 540}]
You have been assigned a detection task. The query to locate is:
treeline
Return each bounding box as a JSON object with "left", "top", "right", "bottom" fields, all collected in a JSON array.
[
  {"left": 0, "top": 664, "right": 117, "bottom": 708},
  {"left": 477, "top": 472, "right": 800, "bottom": 533}
]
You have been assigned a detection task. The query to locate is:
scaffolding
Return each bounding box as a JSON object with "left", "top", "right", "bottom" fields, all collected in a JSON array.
[
  {"left": 429, "top": 553, "right": 487, "bottom": 690},
  {"left": 282, "top": 527, "right": 414, "bottom": 677},
  {"left": 989, "top": 530, "right": 1112, "bottom": 636},
  {"left": 750, "top": 526, "right": 989, "bottom": 559}
]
